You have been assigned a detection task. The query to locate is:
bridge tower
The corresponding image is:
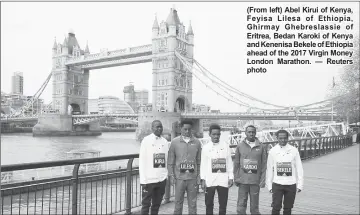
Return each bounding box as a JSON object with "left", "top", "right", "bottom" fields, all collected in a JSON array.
[
  {"left": 151, "top": 8, "right": 194, "bottom": 113},
  {"left": 136, "top": 8, "right": 200, "bottom": 142},
  {"left": 52, "top": 30, "right": 90, "bottom": 115}
]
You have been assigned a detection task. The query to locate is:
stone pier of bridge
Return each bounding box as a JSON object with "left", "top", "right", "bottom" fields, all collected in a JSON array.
[{"left": 32, "top": 114, "right": 102, "bottom": 137}]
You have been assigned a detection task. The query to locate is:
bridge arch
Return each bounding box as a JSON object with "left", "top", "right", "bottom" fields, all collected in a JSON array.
[
  {"left": 68, "top": 103, "right": 81, "bottom": 115},
  {"left": 175, "top": 96, "right": 190, "bottom": 112}
]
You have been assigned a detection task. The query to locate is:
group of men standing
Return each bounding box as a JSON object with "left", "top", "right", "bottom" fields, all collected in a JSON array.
[{"left": 139, "top": 120, "right": 304, "bottom": 215}]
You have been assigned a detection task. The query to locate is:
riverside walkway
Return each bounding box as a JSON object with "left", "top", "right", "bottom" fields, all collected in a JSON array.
[
  {"left": 1, "top": 136, "right": 358, "bottom": 215},
  {"left": 124, "top": 143, "right": 360, "bottom": 215}
]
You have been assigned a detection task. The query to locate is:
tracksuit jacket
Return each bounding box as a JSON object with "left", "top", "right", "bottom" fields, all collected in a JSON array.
[
  {"left": 167, "top": 136, "right": 202, "bottom": 180},
  {"left": 233, "top": 138, "right": 267, "bottom": 185}
]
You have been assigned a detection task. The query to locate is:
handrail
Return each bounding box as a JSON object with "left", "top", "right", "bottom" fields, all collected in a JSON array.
[
  {"left": 1, "top": 154, "right": 139, "bottom": 172},
  {"left": 0, "top": 135, "right": 353, "bottom": 215}
]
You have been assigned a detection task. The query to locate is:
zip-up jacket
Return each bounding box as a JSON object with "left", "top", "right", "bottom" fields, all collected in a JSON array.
[
  {"left": 233, "top": 138, "right": 267, "bottom": 185},
  {"left": 139, "top": 133, "right": 169, "bottom": 184},
  {"left": 266, "top": 144, "right": 304, "bottom": 191},
  {"left": 200, "top": 141, "right": 234, "bottom": 187},
  {"left": 168, "top": 136, "right": 201, "bottom": 180}
]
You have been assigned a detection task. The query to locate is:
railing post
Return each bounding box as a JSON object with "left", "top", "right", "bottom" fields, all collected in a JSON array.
[
  {"left": 164, "top": 176, "right": 171, "bottom": 203},
  {"left": 72, "top": 164, "right": 80, "bottom": 215},
  {"left": 304, "top": 140, "right": 308, "bottom": 159},
  {"left": 125, "top": 158, "right": 134, "bottom": 215}
]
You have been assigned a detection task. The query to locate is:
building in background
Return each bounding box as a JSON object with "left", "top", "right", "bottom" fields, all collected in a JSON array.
[
  {"left": 88, "top": 96, "right": 134, "bottom": 114},
  {"left": 123, "top": 83, "right": 149, "bottom": 113},
  {"left": 1, "top": 91, "right": 44, "bottom": 116},
  {"left": 11, "top": 72, "right": 24, "bottom": 95},
  {"left": 88, "top": 99, "right": 99, "bottom": 114}
]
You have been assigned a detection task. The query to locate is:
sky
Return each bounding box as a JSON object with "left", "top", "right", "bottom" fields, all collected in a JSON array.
[{"left": 1, "top": 2, "right": 359, "bottom": 112}]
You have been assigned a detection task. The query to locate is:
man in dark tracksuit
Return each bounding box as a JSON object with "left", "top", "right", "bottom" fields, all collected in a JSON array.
[
  {"left": 234, "top": 125, "right": 267, "bottom": 214},
  {"left": 168, "top": 120, "right": 202, "bottom": 215}
]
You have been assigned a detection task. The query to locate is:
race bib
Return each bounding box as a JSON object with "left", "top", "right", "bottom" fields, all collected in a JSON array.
[
  {"left": 153, "top": 153, "right": 166, "bottom": 168},
  {"left": 211, "top": 158, "right": 227, "bottom": 173},
  {"left": 243, "top": 159, "right": 258, "bottom": 174},
  {"left": 277, "top": 162, "right": 292, "bottom": 176},
  {"left": 180, "top": 161, "right": 195, "bottom": 173}
]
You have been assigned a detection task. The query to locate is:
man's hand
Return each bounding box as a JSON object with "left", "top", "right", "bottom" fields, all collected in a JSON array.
[
  {"left": 235, "top": 182, "right": 240, "bottom": 187},
  {"left": 228, "top": 179, "right": 233, "bottom": 188},
  {"left": 201, "top": 180, "right": 206, "bottom": 191},
  {"left": 197, "top": 175, "right": 202, "bottom": 185},
  {"left": 297, "top": 188, "right": 301, "bottom": 193},
  {"left": 259, "top": 181, "right": 265, "bottom": 188}
]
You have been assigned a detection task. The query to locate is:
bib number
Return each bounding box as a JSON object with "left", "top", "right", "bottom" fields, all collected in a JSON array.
[
  {"left": 180, "top": 162, "right": 195, "bottom": 173},
  {"left": 211, "top": 158, "right": 227, "bottom": 173},
  {"left": 277, "top": 162, "right": 292, "bottom": 176},
  {"left": 153, "top": 153, "right": 166, "bottom": 168},
  {"left": 243, "top": 159, "right": 258, "bottom": 174}
]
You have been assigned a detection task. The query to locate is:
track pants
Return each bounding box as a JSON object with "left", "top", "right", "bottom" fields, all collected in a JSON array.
[
  {"left": 173, "top": 179, "right": 198, "bottom": 215},
  {"left": 271, "top": 183, "right": 297, "bottom": 215},
  {"left": 205, "top": 186, "right": 229, "bottom": 215},
  {"left": 140, "top": 179, "right": 167, "bottom": 215}
]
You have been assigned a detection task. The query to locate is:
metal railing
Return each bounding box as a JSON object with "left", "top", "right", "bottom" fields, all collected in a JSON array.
[
  {"left": 1, "top": 135, "right": 353, "bottom": 215},
  {"left": 229, "top": 135, "right": 353, "bottom": 160},
  {"left": 1, "top": 154, "right": 176, "bottom": 215}
]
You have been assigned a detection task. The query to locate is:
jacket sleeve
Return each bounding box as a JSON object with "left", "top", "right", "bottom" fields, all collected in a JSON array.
[
  {"left": 200, "top": 144, "right": 207, "bottom": 180},
  {"left": 167, "top": 140, "right": 176, "bottom": 177},
  {"left": 196, "top": 141, "right": 202, "bottom": 176},
  {"left": 227, "top": 144, "right": 234, "bottom": 180},
  {"left": 266, "top": 149, "right": 274, "bottom": 191},
  {"left": 260, "top": 144, "right": 267, "bottom": 185},
  {"left": 139, "top": 137, "right": 147, "bottom": 184},
  {"left": 233, "top": 145, "right": 240, "bottom": 177},
  {"left": 295, "top": 150, "right": 304, "bottom": 190}
]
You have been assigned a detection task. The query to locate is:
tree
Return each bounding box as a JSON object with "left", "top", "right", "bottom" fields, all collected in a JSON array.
[{"left": 328, "top": 38, "right": 360, "bottom": 124}]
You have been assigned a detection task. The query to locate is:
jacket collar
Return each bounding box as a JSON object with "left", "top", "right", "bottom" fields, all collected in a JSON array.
[
  {"left": 180, "top": 135, "right": 195, "bottom": 143},
  {"left": 242, "top": 138, "right": 261, "bottom": 147},
  {"left": 151, "top": 133, "right": 162, "bottom": 140}
]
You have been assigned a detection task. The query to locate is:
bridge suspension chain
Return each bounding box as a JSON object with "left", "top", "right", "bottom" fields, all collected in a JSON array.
[
  {"left": 175, "top": 50, "right": 346, "bottom": 114},
  {"left": 175, "top": 51, "right": 288, "bottom": 112}
]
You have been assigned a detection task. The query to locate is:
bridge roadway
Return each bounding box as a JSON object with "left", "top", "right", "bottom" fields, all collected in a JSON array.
[
  {"left": 1, "top": 112, "right": 336, "bottom": 123},
  {"left": 118, "top": 144, "right": 360, "bottom": 215}
]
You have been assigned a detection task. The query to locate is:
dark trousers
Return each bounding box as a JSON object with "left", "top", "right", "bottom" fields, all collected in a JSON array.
[
  {"left": 140, "top": 179, "right": 167, "bottom": 215},
  {"left": 236, "top": 184, "right": 260, "bottom": 215},
  {"left": 271, "top": 183, "right": 297, "bottom": 215},
  {"left": 205, "top": 186, "right": 229, "bottom": 215},
  {"left": 174, "top": 179, "right": 198, "bottom": 215}
]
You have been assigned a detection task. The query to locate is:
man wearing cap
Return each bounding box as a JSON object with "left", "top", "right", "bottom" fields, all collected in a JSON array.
[
  {"left": 139, "top": 120, "right": 169, "bottom": 215},
  {"left": 168, "top": 120, "right": 202, "bottom": 215}
]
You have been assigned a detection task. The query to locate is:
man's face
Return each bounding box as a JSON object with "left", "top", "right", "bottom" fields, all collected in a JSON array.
[
  {"left": 181, "top": 124, "right": 192, "bottom": 137},
  {"left": 246, "top": 127, "right": 256, "bottom": 142},
  {"left": 210, "top": 129, "right": 221, "bottom": 143},
  {"left": 277, "top": 133, "right": 288, "bottom": 146},
  {"left": 152, "top": 121, "right": 163, "bottom": 137}
]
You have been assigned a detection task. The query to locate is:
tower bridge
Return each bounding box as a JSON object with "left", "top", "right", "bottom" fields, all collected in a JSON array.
[{"left": 2, "top": 7, "right": 341, "bottom": 138}]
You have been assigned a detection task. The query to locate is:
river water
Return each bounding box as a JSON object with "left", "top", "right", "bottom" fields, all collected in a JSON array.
[
  {"left": 1, "top": 131, "right": 234, "bottom": 214},
  {"left": 1, "top": 131, "right": 232, "bottom": 165}
]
